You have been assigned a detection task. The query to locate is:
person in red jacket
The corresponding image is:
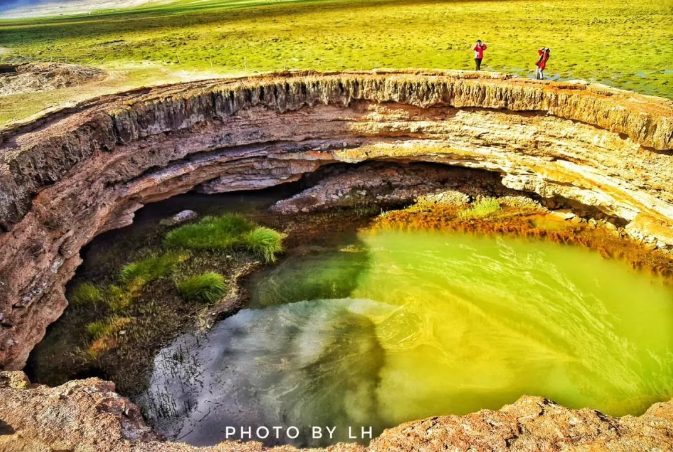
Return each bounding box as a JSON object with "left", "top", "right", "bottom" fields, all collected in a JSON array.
[
  {"left": 473, "top": 40, "right": 487, "bottom": 71},
  {"left": 536, "top": 47, "right": 551, "bottom": 80}
]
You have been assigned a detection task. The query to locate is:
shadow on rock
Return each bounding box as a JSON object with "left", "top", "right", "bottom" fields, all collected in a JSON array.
[{"left": 0, "top": 420, "right": 14, "bottom": 436}]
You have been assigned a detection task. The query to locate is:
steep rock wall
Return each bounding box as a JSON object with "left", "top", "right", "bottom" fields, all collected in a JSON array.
[{"left": 1, "top": 70, "right": 673, "bottom": 374}]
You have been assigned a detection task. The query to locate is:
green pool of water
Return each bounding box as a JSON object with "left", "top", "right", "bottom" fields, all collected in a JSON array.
[{"left": 141, "top": 230, "right": 673, "bottom": 447}]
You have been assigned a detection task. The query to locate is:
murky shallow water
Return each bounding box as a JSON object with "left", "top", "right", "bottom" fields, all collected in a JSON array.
[{"left": 140, "top": 230, "right": 673, "bottom": 447}]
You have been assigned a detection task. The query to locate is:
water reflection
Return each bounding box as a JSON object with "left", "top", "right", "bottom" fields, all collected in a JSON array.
[
  {"left": 140, "top": 299, "right": 386, "bottom": 446},
  {"left": 140, "top": 230, "right": 673, "bottom": 447}
]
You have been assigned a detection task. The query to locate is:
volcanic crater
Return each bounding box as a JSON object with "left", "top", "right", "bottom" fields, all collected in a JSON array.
[{"left": 2, "top": 70, "right": 673, "bottom": 451}]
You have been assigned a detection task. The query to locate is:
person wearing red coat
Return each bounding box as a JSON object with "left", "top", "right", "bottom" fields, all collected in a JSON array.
[
  {"left": 473, "top": 40, "right": 487, "bottom": 71},
  {"left": 536, "top": 48, "right": 551, "bottom": 80}
]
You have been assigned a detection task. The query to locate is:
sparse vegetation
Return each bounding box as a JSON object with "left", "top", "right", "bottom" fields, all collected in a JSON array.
[
  {"left": 87, "top": 317, "right": 133, "bottom": 359},
  {"left": 243, "top": 227, "right": 286, "bottom": 263},
  {"left": 165, "top": 214, "right": 254, "bottom": 250},
  {"left": 28, "top": 199, "right": 376, "bottom": 397},
  {"left": 37, "top": 211, "right": 285, "bottom": 390},
  {"left": 374, "top": 195, "right": 547, "bottom": 232},
  {"left": 86, "top": 320, "right": 108, "bottom": 339},
  {"left": 87, "top": 338, "right": 115, "bottom": 360},
  {"left": 166, "top": 214, "right": 285, "bottom": 262},
  {"left": 70, "top": 282, "right": 104, "bottom": 306},
  {"left": 105, "top": 284, "right": 136, "bottom": 314},
  {"left": 458, "top": 198, "right": 501, "bottom": 220},
  {"left": 85, "top": 316, "right": 133, "bottom": 358},
  {"left": 120, "top": 252, "right": 185, "bottom": 286},
  {"left": 86, "top": 316, "right": 132, "bottom": 340},
  {"left": 177, "top": 272, "right": 228, "bottom": 303}
]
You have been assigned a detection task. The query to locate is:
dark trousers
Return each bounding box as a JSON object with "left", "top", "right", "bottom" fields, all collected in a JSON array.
[{"left": 475, "top": 58, "right": 482, "bottom": 71}]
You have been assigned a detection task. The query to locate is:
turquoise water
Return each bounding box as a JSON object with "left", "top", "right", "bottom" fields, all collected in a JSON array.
[{"left": 140, "top": 230, "right": 673, "bottom": 447}]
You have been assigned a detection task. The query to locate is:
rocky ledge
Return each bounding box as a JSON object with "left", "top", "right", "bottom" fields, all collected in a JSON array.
[
  {"left": 1, "top": 371, "right": 672, "bottom": 451},
  {"left": 1, "top": 70, "right": 673, "bottom": 450},
  {"left": 270, "top": 162, "right": 524, "bottom": 214}
]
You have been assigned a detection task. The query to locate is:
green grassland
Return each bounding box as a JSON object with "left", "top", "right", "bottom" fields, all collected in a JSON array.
[{"left": 0, "top": 0, "right": 671, "bottom": 125}]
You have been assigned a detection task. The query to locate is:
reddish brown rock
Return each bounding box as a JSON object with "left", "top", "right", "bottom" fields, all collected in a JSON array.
[
  {"left": 270, "top": 162, "right": 522, "bottom": 214},
  {"left": 1, "top": 372, "right": 672, "bottom": 451},
  {"left": 370, "top": 396, "right": 673, "bottom": 451},
  {"left": 0, "top": 371, "right": 158, "bottom": 452}
]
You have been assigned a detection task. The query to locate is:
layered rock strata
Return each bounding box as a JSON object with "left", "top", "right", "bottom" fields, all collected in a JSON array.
[
  {"left": 270, "top": 162, "right": 525, "bottom": 214},
  {"left": 2, "top": 70, "right": 673, "bottom": 370}
]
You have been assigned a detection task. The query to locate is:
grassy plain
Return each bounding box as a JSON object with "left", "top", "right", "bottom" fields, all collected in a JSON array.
[{"left": 0, "top": 0, "right": 671, "bottom": 125}]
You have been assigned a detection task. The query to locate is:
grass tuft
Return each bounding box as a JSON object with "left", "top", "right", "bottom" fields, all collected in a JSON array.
[
  {"left": 176, "top": 272, "right": 228, "bottom": 303},
  {"left": 165, "top": 214, "right": 284, "bottom": 261},
  {"left": 165, "top": 214, "right": 255, "bottom": 251},
  {"left": 120, "top": 252, "right": 184, "bottom": 286},
  {"left": 71, "top": 282, "right": 103, "bottom": 306},
  {"left": 458, "top": 198, "right": 501, "bottom": 220},
  {"left": 86, "top": 320, "right": 108, "bottom": 339},
  {"left": 242, "top": 227, "right": 285, "bottom": 263},
  {"left": 86, "top": 316, "right": 133, "bottom": 339},
  {"left": 85, "top": 316, "right": 133, "bottom": 360},
  {"left": 105, "top": 284, "right": 135, "bottom": 313}
]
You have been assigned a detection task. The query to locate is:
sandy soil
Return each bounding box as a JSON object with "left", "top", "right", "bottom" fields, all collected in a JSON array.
[
  {"left": 0, "top": 63, "right": 106, "bottom": 96},
  {"left": 0, "top": 62, "right": 241, "bottom": 128}
]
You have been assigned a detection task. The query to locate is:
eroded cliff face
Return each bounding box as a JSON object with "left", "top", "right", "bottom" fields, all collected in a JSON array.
[
  {"left": 0, "top": 70, "right": 673, "bottom": 450},
  {"left": 2, "top": 70, "right": 673, "bottom": 370}
]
